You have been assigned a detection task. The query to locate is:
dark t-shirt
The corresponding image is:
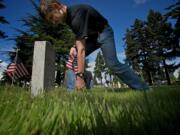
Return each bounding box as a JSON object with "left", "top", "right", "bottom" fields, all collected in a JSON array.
[{"left": 66, "top": 4, "right": 108, "bottom": 40}]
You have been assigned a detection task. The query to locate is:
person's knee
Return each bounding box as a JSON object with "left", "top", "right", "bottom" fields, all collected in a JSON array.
[{"left": 105, "top": 59, "right": 119, "bottom": 70}]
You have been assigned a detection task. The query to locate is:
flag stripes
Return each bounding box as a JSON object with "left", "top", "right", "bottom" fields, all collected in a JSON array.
[
  {"left": 66, "top": 56, "right": 78, "bottom": 74},
  {"left": 6, "top": 62, "right": 29, "bottom": 80}
]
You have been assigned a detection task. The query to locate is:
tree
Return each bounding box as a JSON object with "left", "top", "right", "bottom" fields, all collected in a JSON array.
[
  {"left": 178, "top": 70, "right": 180, "bottom": 81},
  {"left": 164, "top": 1, "right": 180, "bottom": 84},
  {"left": 146, "top": 10, "right": 169, "bottom": 84},
  {"left": 94, "top": 51, "right": 105, "bottom": 85},
  {"left": 0, "top": 0, "right": 9, "bottom": 38},
  {"left": 125, "top": 9, "right": 179, "bottom": 85},
  {"left": 104, "top": 67, "right": 113, "bottom": 84},
  {"left": 165, "top": 1, "right": 180, "bottom": 41},
  {"left": 125, "top": 19, "right": 155, "bottom": 85},
  {"left": 146, "top": 10, "right": 180, "bottom": 85}
]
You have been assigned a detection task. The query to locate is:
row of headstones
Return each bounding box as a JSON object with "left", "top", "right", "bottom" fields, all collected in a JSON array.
[{"left": 31, "top": 41, "right": 55, "bottom": 96}]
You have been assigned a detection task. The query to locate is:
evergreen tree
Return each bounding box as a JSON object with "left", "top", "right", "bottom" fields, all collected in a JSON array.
[
  {"left": 125, "top": 19, "right": 155, "bottom": 85},
  {"left": 125, "top": 9, "right": 179, "bottom": 85},
  {"left": 0, "top": 0, "right": 9, "bottom": 38},
  {"left": 165, "top": 1, "right": 180, "bottom": 41},
  {"left": 94, "top": 51, "right": 105, "bottom": 85},
  {"left": 104, "top": 67, "right": 113, "bottom": 84},
  {"left": 146, "top": 10, "right": 179, "bottom": 85},
  {"left": 178, "top": 70, "right": 180, "bottom": 81}
]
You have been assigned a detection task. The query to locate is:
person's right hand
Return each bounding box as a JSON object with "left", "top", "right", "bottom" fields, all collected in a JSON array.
[{"left": 69, "top": 47, "right": 76, "bottom": 59}]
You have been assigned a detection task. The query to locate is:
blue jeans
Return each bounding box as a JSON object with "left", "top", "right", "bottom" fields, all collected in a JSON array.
[
  {"left": 65, "top": 69, "right": 75, "bottom": 91},
  {"left": 86, "top": 25, "right": 149, "bottom": 90},
  {"left": 84, "top": 70, "right": 93, "bottom": 89}
]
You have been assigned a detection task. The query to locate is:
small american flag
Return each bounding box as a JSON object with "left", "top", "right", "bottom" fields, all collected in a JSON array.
[
  {"left": 66, "top": 47, "right": 78, "bottom": 74},
  {"left": 66, "top": 55, "right": 78, "bottom": 74},
  {"left": 6, "top": 58, "right": 29, "bottom": 80}
]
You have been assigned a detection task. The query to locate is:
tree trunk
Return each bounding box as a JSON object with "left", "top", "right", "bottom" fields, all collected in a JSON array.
[
  {"left": 163, "top": 59, "right": 171, "bottom": 85},
  {"left": 100, "top": 77, "right": 102, "bottom": 85},
  {"left": 146, "top": 70, "right": 153, "bottom": 85},
  {"left": 55, "top": 70, "right": 61, "bottom": 85},
  {"left": 110, "top": 74, "right": 112, "bottom": 82}
]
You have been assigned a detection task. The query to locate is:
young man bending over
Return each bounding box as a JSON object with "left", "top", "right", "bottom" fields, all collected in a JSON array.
[{"left": 40, "top": 0, "right": 149, "bottom": 90}]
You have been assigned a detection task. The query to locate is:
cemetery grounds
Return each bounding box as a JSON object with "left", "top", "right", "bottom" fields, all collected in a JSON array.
[{"left": 0, "top": 85, "right": 180, "bottom": 135}]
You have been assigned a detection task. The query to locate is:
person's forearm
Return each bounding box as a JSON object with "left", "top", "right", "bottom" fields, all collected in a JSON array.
[{"left": 75, "top": 40, "right": 85, "bottom": 73}]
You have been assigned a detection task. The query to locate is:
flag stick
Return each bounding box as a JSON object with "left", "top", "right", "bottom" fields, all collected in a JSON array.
[{"left": 11, "top": 48, "right": 19, "bottom": 86}]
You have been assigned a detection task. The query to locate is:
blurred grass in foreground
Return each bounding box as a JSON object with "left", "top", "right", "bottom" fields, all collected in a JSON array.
[{"left": 0, "top": 85, "right": 180, "bottom": 135}]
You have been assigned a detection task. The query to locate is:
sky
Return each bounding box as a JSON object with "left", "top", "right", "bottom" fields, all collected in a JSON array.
[{"left": 0, "top": 0, "right": 179, "bottom": 78}]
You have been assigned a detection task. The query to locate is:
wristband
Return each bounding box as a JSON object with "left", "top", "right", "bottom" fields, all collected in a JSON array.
[{"left": 76, "top": 72, "right": 84, "bottom": 79}]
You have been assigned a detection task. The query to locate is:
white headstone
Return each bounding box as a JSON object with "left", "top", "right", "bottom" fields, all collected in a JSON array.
[{"left": 31, "top": 41, "right": 55, "bottom": 96}]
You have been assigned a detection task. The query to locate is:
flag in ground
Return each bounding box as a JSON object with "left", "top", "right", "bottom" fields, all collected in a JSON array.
[{"left": 6, "top": 57, "right": 29, "bottom": 80}]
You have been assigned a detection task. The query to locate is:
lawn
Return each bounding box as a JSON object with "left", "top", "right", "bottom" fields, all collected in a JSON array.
[{"left": 0, "top": 85, "right": 180, "bottom": 135}]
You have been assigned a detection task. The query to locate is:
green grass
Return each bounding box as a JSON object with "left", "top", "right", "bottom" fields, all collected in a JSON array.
[{"left": 0, "top": 85, "right": 180, "bottom": 135}]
